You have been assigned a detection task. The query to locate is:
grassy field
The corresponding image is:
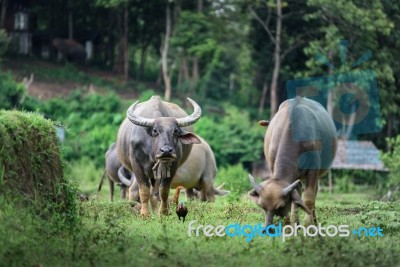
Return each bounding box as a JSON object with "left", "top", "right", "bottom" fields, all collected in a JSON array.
[{"left": 2, "top": 179, "right": 399, "bottom": 267}]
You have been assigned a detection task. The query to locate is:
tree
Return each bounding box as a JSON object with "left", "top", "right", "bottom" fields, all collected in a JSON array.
[
  {"left": 249, "top": 0, "right": 309, "bottom": 117},
  {"left": 300, "top": 0, "right": 394, "bottom": 142},
  {"left": 96, "top": 0, "right": 130, "bottom": 81},
  {"left": 162, "top": 1, "right": 172, "bottom": 101}
]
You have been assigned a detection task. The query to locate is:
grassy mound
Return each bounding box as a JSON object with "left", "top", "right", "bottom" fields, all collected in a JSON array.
[{"left": 0, "top": 110, "right": 73, "bottom": 213}]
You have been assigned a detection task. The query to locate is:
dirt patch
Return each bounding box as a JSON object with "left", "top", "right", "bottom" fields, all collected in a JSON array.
[
  {"left": 28, "top": 81, "right": 81, "bottom": 99},
  {"left": 3, "top": 58, "right": 153, "bottom": 100}
]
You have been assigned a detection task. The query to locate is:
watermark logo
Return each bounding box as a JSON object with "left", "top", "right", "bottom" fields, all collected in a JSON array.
[
  {"left": 285, "top": 40, "right": 382, "bottom": 168},
  {"left": 188, "top": 220, "right": 384, "bottom": 242}
]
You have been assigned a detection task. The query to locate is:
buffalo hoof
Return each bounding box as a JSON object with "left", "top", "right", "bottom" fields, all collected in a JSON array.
[
  {"left": 140, "top": 207, "right": 151, "bottom": 217},
  {"left": 304, "top": 214, "right": 316, "bottom": 226},
  {"left": 158, "top": 208, "right": 170, "bottom": 216}
]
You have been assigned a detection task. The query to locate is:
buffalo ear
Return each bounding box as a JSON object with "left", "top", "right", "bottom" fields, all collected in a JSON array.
[
  {"left": 179, "top": 132, "right": 201, "bottom": 144},
  {"left": 291, "top": 189, "right": 312, "bottom": 215},
  {"left": 249, "top": 189, "right": 260, "bottom": 203}
]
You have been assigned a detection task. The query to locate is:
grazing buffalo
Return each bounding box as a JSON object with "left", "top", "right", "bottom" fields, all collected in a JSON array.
[
  {"left": 128, "top": 136, "right": 230, "bottom": 202},
  {"left": 116, "top": 96, "right": 202, "bottom": 216},
  {"left": 98, "top": 143, "right": 134, "bottom": 201},
  {"left": 52, "top": 38, "right": 86, "bottom": 63},
  {"left": 249, "top": 97, "right": 337, "bottom": 227}
]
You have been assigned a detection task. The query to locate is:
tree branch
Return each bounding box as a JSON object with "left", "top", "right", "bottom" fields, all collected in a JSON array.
[{"left": 249, "top": 7, "right": 276, "bottom": 44}]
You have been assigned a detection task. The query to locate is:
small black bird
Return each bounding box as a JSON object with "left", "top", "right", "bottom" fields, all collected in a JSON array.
[{"left": 176, "top": 202, "right": 188, "bottom": 222}]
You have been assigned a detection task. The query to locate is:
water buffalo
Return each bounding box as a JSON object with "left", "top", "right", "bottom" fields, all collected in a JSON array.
[
  {"left": 249, "top": 97, "right": 337, "bottom": 227},
  {"left": 128, "top": 136, "right": 230, "bottom": 202},
  {"left": 52, "top": 38, "right": 86, "bottom": 63},
  {"left": 98, "top": 143, "right": 134, "bottom": 201},
  {"left": 116, "top": 96, "right": 202, "bottom": 216}
]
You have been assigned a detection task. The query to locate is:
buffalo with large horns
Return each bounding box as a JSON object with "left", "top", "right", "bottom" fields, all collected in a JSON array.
[{"left": 116, "top": 96, "right": 202, "bottom": 216}]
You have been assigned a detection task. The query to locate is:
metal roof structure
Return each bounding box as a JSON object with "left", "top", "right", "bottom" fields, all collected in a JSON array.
[{"left": 331, "top": 140, "right": 388, "bottom": 171}]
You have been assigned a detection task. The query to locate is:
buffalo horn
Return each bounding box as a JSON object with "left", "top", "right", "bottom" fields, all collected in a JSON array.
[
  {"left": 282, "top": 179, "right": 301, "bottom": 195},
  {"left": 248, "top": 174, "right": 262, "bottom": 194},
  {"left": 126, "top": 100, "right": 155, "bottom": 127},
  {"left": 176, "top": 98, "right": 202, "bottom": 127}
]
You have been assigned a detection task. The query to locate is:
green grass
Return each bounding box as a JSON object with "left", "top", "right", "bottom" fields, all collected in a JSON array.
[{"left": 2, "top": 185, "right": 399, "bottom": 267}]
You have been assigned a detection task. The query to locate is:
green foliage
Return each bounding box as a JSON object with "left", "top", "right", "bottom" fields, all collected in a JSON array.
[
  {"left": 66, "top": 157, "right": 104, "bottom": 193},
  {"left": 26, "top": 90, "right": 123, "bottom": 167},
  {"left": 335, "top": 174, "right": 356, "bottom": 194},
  {"left": 382, "top": 136, "right": 400, "bottom": 199},
  {"left": 0, "top": 29, "right": 10, "bottom": 58},
  {"left": 216, "top": 164, "right": 252, "bottom": 201},
  {"left": 0, "top": 72, "right": 26, "bottom": 110},
  {"left": 195, "top": 105, "right": 264, "bottom": 167},
  {"left": 1, "top": 193, "right": 400, "bottom": 266},
  {"left": 0, "top": 110, "right": 78, "bottom": 226},
  {"left": 301, "top": 0, "right": 396, "bottom": 119}
]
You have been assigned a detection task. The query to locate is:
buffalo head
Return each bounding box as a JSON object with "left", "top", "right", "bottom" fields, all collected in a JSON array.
[
  {"left": 248, "top": 174, "right": 311, "bottom": 227},
  {"left": 126, "top": 98, "right": 201, "bottom": 163}
]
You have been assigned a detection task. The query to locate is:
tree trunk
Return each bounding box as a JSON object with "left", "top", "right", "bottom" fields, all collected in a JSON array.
[
  {"left": 182, "top": 56, "right": 190, "bottom": 81},
  {"left": 192, "top": 56, "right": 199, "bottom": 83},
  {"left": 162, "top": 3, "right": 172, "bottom": 101},
  {"left": 139, "top": 45, "right": 147, "bottom": 80},
  {"left": 197, "top": 0, "right": 203, "bottom": 12},
  {"left": 258, "top": 82, "right": 268, "bottom": 116},
  {"left": 0, "top": 0, "right": 8, "bottom": 29},
  {"left": 190, "top": 0, "right": 202, "bottom": 92},
  {"left": 123, "top": 5, "right": 129, "bottom": 81},
  {"left": 270, "top": 0, "right": 282, "bottom": 118},
  {"left": 113, "top": 9, "right": 123, "bottom": 74},
  {"left": 68, "top": 10, "right": 73, "bottom": 39}
]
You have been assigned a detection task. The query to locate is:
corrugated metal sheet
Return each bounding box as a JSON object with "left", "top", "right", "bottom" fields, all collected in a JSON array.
[{"left": 331, "top": 140, "right": 388, "bottom": 171}]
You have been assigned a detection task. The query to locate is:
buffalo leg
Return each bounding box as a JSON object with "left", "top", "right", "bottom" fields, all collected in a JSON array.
[
  {"left": 120, "top": 185, "right": 127, "bottom": 200},
  {"left": 199, "top": 176, "right": 215, "bottom": 202},
  {"left": 303, "top": 169, "right": 319, "bottom": 225},
  {"left": 128, "top": 180, "right": 140, "bottom": 202},
  {"left": 185, "top": 188, "right": 197, "bottom": 200},
  {"left": 108, "top": 178, "right": 114, "bottom": 202},
  {"left": 138, "top": 183, "right": 151, "bottom": 216},
  {"left": 134, "top": 171, "right": 151, "bottom": 216},
  {"left": 159, "top": 177, "right": 172, "bottom": 216},
  {"left": 290, "top": 186, "right": 301, "bottom": 224}
]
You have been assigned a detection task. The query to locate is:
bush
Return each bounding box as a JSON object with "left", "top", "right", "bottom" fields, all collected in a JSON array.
[
  {"left": 194, "top": 105, "right": 264, "bottom": 167},
  {"left": 216, "top": 164, "right": 252, "bottom": 201},
  {"left": 0, "top": 110, "right": 78, "bottom": 225},
  {"left": 22, "top": 90, "right": 123, "bottom": 167},
  {"left": 0, "top": 29, "right": 10, "bottom": 57},
  {"left": 381, "top": 136, "right": 400, "bottom": 200},
  {"left": 0, "top": 72, "right": 26, "bottom": 110}
]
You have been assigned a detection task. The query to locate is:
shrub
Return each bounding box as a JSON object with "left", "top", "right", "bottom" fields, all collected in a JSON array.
[
  {"left": 194, "top": 105, "right": 264, "bottom": 167},
  {"left": 216, "top": 164, "right": 251, "bottom": 201},
  {"left": 0, "top": 72, "right": 26, "bottom": 110},
  {"left": 381, "top": 136, "right": 400, "bottom": 200},
  {"left": 0, "top": 29, "right": 10, "bottom": 57},
  {"left": 0, "top": 110, "right": 78, "bottom": 225},
  {"left": 23, "top": 90, "right": 123, "bottom": 167}
]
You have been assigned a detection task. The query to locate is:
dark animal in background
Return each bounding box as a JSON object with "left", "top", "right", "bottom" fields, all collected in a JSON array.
[
  {"left": 116, "top": 96, "right": 202, "bottom": 216},
  {"left": 98, "top": 143, "right": 135, "bottom": 201},
  {"left": 52, "top": 38, "right": 86, "bottom": 63},
  {"left": 176, "top": 202, "right": 188, "bottom": 222},
  {"left": 249, "top": 97, "right": 337, "bottom": 227}
]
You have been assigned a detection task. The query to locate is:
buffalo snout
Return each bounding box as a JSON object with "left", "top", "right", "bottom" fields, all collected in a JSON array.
[
  {"left": 156, "top": 145, "right": 177, "bottom": 161},
  {"left": 160, "top": 145, "right": 173, "bottom": 154}
]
